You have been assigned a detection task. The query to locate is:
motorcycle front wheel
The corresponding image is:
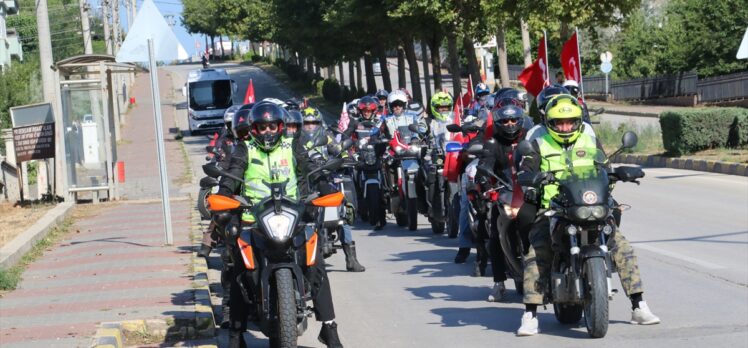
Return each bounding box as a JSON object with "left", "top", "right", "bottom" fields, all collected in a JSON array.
[
  {"left": 367, "top": 184, "right": 382, "bottom": 227},
  {"left": 583, "top": 257, "right": 609, "bottom": 338},
  {"left": 407, "top": 197, "right": 418, "bottom": 231},
  {"left": 273, "top": 268, "right": 298, "bottom": 347},
  {"left": 197, "top": 188, "right": 211, "bottom": 220}
]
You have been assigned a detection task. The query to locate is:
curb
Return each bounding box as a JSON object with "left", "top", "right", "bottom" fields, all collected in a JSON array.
[
  {"left": 612, "top": 154, "right": 748, "bottom": 176},
  {"left": 190, "top": 204, "right": 217, "bottom": 338},
  {"left": 0, "top": 201, "right": 75, "bottom": 269}
]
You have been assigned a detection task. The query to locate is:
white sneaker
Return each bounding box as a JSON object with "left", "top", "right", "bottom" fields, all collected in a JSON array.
[
  {"left": 487, "top": 282, "right": 506, "bottom": 302},
  {"left": 516, "top": 312, "right": 539, "bottom": 336},
  {"left": 631, "top": 301, "right": 661, "bottom": 325}
]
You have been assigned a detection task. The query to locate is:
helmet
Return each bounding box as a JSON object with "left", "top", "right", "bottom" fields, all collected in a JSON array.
[
  {"left": 430, "top": 91, "right": 453, "bottom": 121},
  {"left": 223, "top": 105, "right": 241, "bottom": 129},
  {"left": 491, "top": 105, "right": 525, "bottom": 141},
  {"left": 298, "top": 107, "right": 326, "bottom": 148},
  {"left": 494, "top": 87, "right": 515, "bottom": 99},
  {"left": 248, "top": 101, "right": 285, "bottom": 152},
  {"left": 475, "top": 83, "right": 490, "bottom": 98},
  {"left": 494, "top": 88, "right": 525, "bottom": 109},
  {"left": 357, "top": 96, "right": 378, "bottom": 120},
  {"left": 398, "top": 88, "right": 413, "bottom": 102},
  {"left": 347, "top": 99, "right": 360, "bottom": 119},
  {"left": 301, "top": 107, "right": 323, "bottom": 124},
  {"left": 284, "top": 99, "right": 301, "bottom": 111},
  {"left": 536, "top": 84, "right": 571, "bottom": 114},
  {"left": 375, "top": 89, "right": 389, "bottom": 101},
  {"left": 262, "top": 98, "right": 287, "bottom": 109},
  {"left": 544, "top": 94, "right": 584, "bottom": 144},
  {"left": 283, "top": 110, "right": 302, "bottom": 137},
  {"left": 232, "top": 108, "right": 252, "bottom": 139},
  {"left": 562, "top": 80, "right": 580, "bottom": 97},
  {"left": 387, "top": 90, "right": 408, "bottom": 112}
]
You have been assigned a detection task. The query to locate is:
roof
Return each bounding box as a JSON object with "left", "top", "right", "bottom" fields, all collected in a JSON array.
[
  {"left": 186, "top": 68, "right": 230, "bottom": 83},
  {"left": 55, "top": 54, "right": 139, "bottom": 75}
]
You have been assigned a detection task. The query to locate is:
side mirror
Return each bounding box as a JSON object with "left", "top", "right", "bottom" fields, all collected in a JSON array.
[
  {"left": 408, "top": 124, "right": 419, "bottom": 133},
  {"left": 463, "top": 124, "right": 481, "bottom": 133},
  {"left": 341, "top": 138, "right": 354, "bottom": 151},
  {"left": 516, "top": 140, "right": 535, "bottom": 157},
  {"left": 621, "top": 131, "right": 638, "bottom": 149},
  {"left": 446, "top": 124, "right": 462, "bottom": 133},
  {"left": 202, "top": 163, "right": 223, "bottom": 178},
  {"left": 313, "top": 135, "right": 329, "bottom": 147},
  {"left": 231, "top": 80, "right": 238, "bottom": 93},
  {"left": 466, "top": 143, "right": 484, "bottom": 156},
  {"left": 181, "top": 85, "right": 187, "bottom": 97}
]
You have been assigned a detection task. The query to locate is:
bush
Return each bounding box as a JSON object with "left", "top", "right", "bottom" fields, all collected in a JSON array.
[
  {"left": 660, "top": 108, "right": 748, "bottom": 155},
  {"left": 322, "top": 78, "right": 342, "bottom": 103}
]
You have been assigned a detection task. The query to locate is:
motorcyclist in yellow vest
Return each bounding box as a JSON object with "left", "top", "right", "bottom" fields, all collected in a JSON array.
[
  {"left": 217, "top": 101, "right": 345, "bottom": 347},
  {"left": 515, "top": 95, "right": 660, "bottom": 336},
  {"left": 297, "top": 107, "right": 365, "bottom": 272}
]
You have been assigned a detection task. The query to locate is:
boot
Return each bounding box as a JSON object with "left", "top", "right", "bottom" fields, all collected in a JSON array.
[
  {"left": 342, "top": 242, "right": 365, "bottom": 272},
  {"left": 197, "top": 244, "right": 212, "bottom": 258},
  {"left": 454, "top": 248, "right": 470, "bottom": 264},
  {"left": 318, "top": 321, "right": 344, "bottom": 348}
]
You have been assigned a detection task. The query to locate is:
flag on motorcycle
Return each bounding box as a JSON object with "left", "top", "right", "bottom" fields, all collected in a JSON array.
[
  {"left": 561, "top": 31, "right": 581, "bottom": 84},
  {"left": 338, "top": 102, "right": 350, "bottom": 133},
  {"left": 243, "top": 79, "right": 255, "bottom": 104},
  {"left": 460, "top": 74, "right": 474, "bottom": 111}
]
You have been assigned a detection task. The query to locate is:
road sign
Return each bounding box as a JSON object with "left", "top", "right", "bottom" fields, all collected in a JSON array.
[
  {"left": 601, "top": 62, "right": 613, "bottom": 74},
  {"left": 600, "top": 51, "right": 613, "bottom": 63}
]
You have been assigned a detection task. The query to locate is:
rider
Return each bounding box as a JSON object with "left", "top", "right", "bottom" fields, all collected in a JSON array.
[
  {"left": 476, "top": 103, "right": 535, "bottom": 302},
  {"left": 381, "top": 89, "right": 428, "bottom": 139},
  {"left": 217, "top": 101, "right": 346, "bottom": 347},
  {"left": 515, "top": 95, "right": 660, "bottom": 336},
  {"left": 298, "top": 107, "right": 366, "bottom": 272},
  {"left": 340, "top": 96, "right": 380, "bottom": 138},
  {"left": 283, "top": 109, "right": 303, "bottom": 138},
  {"left": 375, "top": 89, "right": 389, "bottom": 116},
  {"left": 468, "top": 83, "right": 492, "bottom": 116},
  {"left": 525, "top": 85, "right": 595, "bottom": 141}
]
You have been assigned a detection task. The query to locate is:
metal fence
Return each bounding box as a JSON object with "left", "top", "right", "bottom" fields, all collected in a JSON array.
[{"left": 697, "top": 71, "right": 748, "bottom": 103}]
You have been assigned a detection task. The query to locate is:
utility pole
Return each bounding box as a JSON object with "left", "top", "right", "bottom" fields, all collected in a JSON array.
[
  {"left": 102, "top": 0, "right": 112, "bottom": 55},
  {"left": 79, "top": 0, "right": 93, "bottom": 54},
  {"left": 35, "top": 0, "right": 56, "bottom": 200}
]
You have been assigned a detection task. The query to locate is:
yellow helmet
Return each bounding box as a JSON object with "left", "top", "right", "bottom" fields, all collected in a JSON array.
[{"left": 544, "top": 95, "right": 583, "bottom": 144}]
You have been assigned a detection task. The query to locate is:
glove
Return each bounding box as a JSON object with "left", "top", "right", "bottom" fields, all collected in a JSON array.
[
  {"left": 533, "top": 171, "right": 554, "bottom": 186},
  {"left": 523, "top": 187, "right": 539, "bottom": 203}
]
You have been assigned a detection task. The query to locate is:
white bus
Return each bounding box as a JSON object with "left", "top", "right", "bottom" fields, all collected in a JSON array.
[{"left": 183, "top": 68, "right": 236, "bottom": 134}]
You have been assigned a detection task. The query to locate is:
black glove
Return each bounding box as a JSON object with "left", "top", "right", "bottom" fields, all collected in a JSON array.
[
  {"left": 523, "top": 187, "right": 539, "bottom": 203},
  {"left": 533, "top": 171, "right": 554, "bottom": 186}
]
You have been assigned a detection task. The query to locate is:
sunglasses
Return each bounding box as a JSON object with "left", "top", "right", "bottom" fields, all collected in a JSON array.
[
  {"left": 499, "top": 118, "right": 520, "bottom": 125},
  {"left": 256, "top": 123, "right": 279, "bottom": 132}
]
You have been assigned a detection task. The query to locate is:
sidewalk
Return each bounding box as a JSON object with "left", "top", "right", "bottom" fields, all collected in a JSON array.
[{"left": 0, "top": 71, "right": 214, "bottom": 347}]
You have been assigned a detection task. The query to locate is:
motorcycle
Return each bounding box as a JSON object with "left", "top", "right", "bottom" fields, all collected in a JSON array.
[
  {"left": 385, "top": 124, "right": 426, "bottom": 231},
  {"left": 204, "top": 157, "right": 345, "bottom": 347},
  {"left": 418, "top": 121, "right": 454, "bottom": 235},
  {"left": 317, "top": 137, "right": 357, "bottom": 259},
  {"left": 516, "top": 131, "right": 644, "bottom": 338},
  {"left": 351, "top": 122, "right": 387, "bottom": 228}
]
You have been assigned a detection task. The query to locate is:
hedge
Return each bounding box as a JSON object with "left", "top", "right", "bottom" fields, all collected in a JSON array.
[{"left": 660, "top": 107, "right": 748, "bottom": 155}]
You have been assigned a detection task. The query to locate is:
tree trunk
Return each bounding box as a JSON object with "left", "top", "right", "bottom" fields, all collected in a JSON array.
[
  {"left": 307, "top": 57, "right": 314, "bottom": 74},
  {"left": 210, "top": 36, "right": 216, "bottom": 60},
  {"left": 338, "top": 62, "right": 345, "bottom": 85},
  {"left": 428, "top": 36, "right": 443, "bottom": 92},
  {"left": 403, "top": 37, "right": 423, "bottom": 103},
  {"left": 356, "top": 59, "right": 363, "bottom": 94},
  {"left": 463, "top": 35, "right": 481, "bottom": 86},
  {"left": 315, "top": 61, "right": 321, "bottom": 76},
  {"left": 220, "top": 37, "right": 225, "bottom": 60},
  {"left": 397, "top": 46, "right": 407, "bottom": 89},
  {"left": 348, "top": 60, "right": 356, "bottom": 91},
  {"left": 376, "top": 44, "right": 392, "bottom": 91},
  {"left": 421, "top": 40, "right": 432, "bottom": 104},
  {"left": 447, "top": 31, "right": 461, "bottom": 98},
  {"left": 363, "top": 53, "right": 377, "bottom": 94},
  {"left": 521, "top": 19, "right": 532, "bottom": 67},
  {"left": 496, "top": 23, "right": 511, "bottom": 88}
]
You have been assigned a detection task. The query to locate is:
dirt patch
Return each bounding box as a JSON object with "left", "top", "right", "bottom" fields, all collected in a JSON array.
[
  {"left": 0, "top": 202, "right": 56, "bottom": 248},
  {"left": 684, "top": 148, "right": 748, "bottom": 164}
]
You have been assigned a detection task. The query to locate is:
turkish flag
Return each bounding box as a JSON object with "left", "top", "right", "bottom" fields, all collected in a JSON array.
[
  {"left": 338, "top": 102, "right": 350, "bottom": 133},
  {"left": 519, "top": 36, "right": 550, "bottom": 96},
  {"left": 460, "top": 74, "right": 474, "bottom": 110},
  {"left": 243, "top": 79, "right": 255, "bottom": 104},
  {"left": 561, "top": 32, "right": 581, "bottom": 83}
]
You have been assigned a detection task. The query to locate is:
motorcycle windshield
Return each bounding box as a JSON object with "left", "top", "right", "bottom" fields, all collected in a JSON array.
[
  {"left": 555, "top": 147, "right": 609, "bottom": 206},
  {"left": 397, "top": 125, "right": 416, "bottom": 144},
  {"left": 430, "top": 120, "right": 452, "bottom": 151}
]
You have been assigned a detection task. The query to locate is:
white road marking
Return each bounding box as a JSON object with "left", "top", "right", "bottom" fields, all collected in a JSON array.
[{"left": 635, "top": 243, "right": 725, "bottom": 270}]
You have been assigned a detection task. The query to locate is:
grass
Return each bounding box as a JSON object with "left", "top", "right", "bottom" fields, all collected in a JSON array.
[
  {"left": 0, "top": 216, "right": 74, "bottom": 291},
  {"left": 593, "top": 121, "right": 664, "bottom": 155}
]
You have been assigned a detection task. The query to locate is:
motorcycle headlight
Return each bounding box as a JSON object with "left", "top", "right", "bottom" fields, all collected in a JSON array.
[
  {"left": 590, "top": 205, "right": 608, "bottom": 219},
  {"left": 408, "top": 145, "right": 421, "bottom": 155},
  {"left": 394, "top": 146, "right": 404, "bottom": 155},
  {"left": 572, "top": 206, "right": 592, "bottom": 220},
  {"left": 260, "top": 209, "right": 297, "bottom": 242}
]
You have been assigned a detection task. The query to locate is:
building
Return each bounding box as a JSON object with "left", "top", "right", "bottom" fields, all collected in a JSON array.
[{"left": 0, "top": 0, "right": 23, "bottom": 72}]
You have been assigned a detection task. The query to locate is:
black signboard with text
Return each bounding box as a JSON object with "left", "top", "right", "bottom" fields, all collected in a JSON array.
[{"left": 12, "top": 122, "right": 56, "bottom": 163}]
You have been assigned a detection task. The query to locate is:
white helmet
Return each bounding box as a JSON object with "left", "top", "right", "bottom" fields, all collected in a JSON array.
[
  {"left": 562, "top": 80, "right": 580, "bottom": 96},
  {"left": 387, "top": 89, "right": 408, "bottom": 109},
  {"left": 262, "top": 97, "right": 288, "bottom": 108}
]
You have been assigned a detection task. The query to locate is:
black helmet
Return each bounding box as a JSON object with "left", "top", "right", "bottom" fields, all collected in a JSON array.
[
  {"left": 357, "top": 96, "right": 379, "bottom": 120},
  {"left": 248, "top": 101, "right": 285, "bottom": 152},
  {"left": 284, "top": 99, "right": 301, "bottom": 111},
  {"left": 375, "top": 89, "right": 389, "bottom": 101},
  {"left": 492, "top": 105, "right": 525, "bottom": 141},
  {"left": 283, "top": 110, "right": 303, "bottom": 137},
  {"left": 494, "top": 88, "right": 525, "bottom": 109},
  {"left": 232, "top": 108, "right": 252, "bottom": 140},
  {"left": 347, "top": 100, "right": 360, "bottom": 120},
  {"left": 536, "top": 84, "right": 571, "bottom": 114},
  {"left": 223, "top": 105, "right": 241, "bottom": 130}
]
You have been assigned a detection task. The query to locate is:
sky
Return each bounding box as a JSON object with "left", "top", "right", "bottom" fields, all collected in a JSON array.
[{"left": 91, "top": 0, "right": 204, "bottom": 57}]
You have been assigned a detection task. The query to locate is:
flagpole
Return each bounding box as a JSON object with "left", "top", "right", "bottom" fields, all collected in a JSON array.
[
  {"left": 543, "top": 29, "right": 550, "bottom": 86},
  {"left": 576, "top": 27, "right": 585, "bottom": 101}
]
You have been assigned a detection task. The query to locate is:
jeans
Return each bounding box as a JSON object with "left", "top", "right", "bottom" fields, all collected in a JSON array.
[{"left": 341, "top": 224, "right": 354, "bottom": 244}]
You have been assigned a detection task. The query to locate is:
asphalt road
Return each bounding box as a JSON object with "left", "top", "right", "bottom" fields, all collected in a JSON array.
[{"left": 166, "top": 63, "right": 748, "bottom": 348}]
